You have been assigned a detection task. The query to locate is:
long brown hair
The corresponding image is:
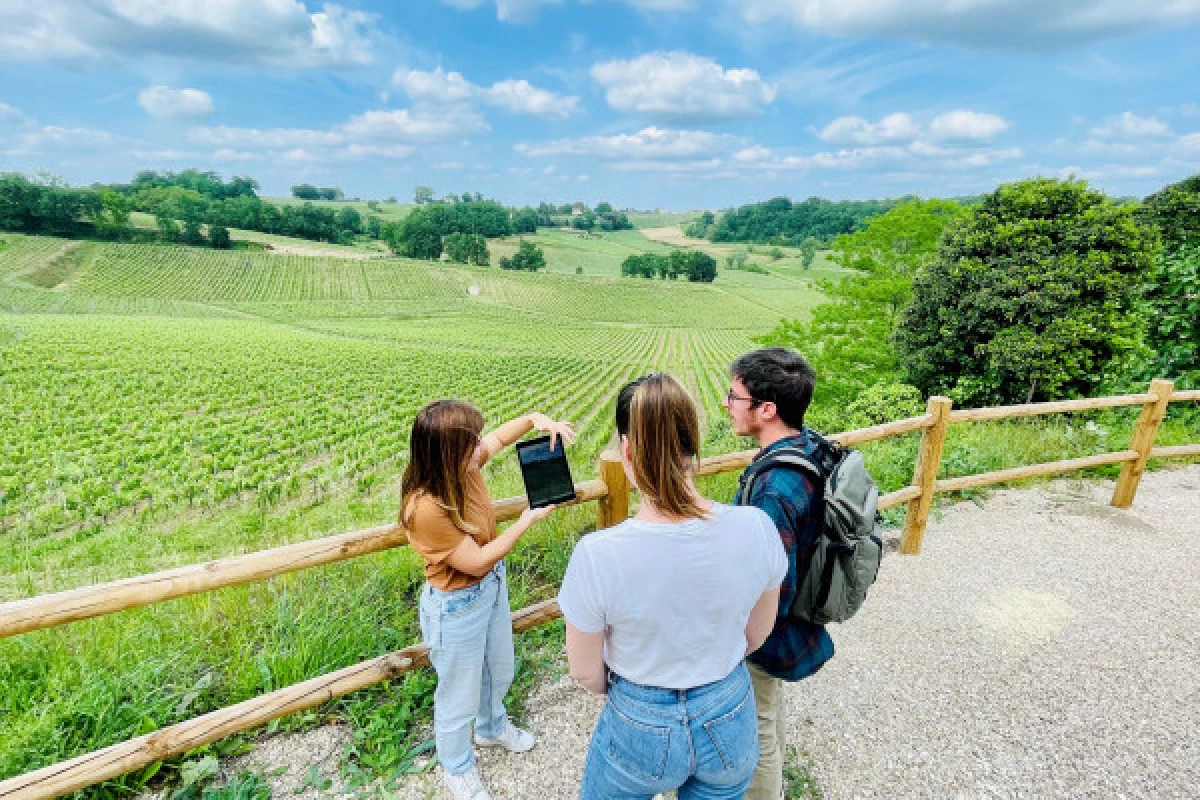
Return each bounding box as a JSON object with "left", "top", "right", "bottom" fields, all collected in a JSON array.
[
  {"left": 616, "top": 373, "right": 706, "bottom": 521},
  {"left": 401, "top": 399, "right": 485, "bottom": 534}
]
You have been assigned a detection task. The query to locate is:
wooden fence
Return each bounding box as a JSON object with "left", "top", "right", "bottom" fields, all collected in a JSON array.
[{"left": 1, "top": 380, "right": 1197, "bottom": 800}]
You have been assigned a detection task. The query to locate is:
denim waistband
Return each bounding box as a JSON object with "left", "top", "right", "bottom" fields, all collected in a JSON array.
[
  {"left": 607, "top": 662, "right": 749, "bottom": 718},
  {"left": 428, "top": 558, "right": 504, "bottom": 597}
]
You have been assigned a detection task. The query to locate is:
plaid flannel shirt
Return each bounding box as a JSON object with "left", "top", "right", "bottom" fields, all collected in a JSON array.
[{"left": 742, "top": 430, "right": 835, "bottom": 681}]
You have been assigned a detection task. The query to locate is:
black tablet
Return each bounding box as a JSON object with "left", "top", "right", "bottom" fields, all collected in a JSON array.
[{"left": 515, "top": 435, "right": 578, "bottom": 509}]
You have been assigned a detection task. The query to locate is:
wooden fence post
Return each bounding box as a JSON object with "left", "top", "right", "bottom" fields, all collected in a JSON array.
[
  {"left": 1111, "top": 379, "right": 1174, "bottom": 508},
  {"left": 596, "top": 450, "right": 630, "bottom": 529},
  {"left": 900, "top": 396, "right": 953, "bottom": 555}
]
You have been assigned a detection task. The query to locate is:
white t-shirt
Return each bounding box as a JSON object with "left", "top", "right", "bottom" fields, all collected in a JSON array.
[{"left": 558, "top": 502, "right": 787, "bottom": 690}]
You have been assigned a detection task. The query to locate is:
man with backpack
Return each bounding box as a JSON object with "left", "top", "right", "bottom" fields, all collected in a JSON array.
[{"left": 725, "top": 347, "right": 876, "bottom": 799}]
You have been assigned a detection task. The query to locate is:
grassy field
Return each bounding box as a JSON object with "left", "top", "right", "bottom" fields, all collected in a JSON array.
[{"left": 1, "top": 227, "right": 1196, "bottom": 796}]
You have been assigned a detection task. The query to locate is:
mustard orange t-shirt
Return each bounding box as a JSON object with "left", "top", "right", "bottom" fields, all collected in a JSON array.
[{"left": 404, "top": 468, "right": 498, "bottom": 591}]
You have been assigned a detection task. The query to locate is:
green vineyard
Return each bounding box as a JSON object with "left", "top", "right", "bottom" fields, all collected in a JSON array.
[{"left": 0, "top": 232, "right": 798, "bottom": 565}]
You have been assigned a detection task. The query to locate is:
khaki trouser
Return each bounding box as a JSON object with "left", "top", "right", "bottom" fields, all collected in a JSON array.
[{"left": 746, "top": 661, "right": 785, "bottom": 800}]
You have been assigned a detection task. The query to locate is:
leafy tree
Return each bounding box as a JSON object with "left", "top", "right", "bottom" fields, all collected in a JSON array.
[
  {"left": 335, "top": 207, "right": 362, "bottom": 236},
  {"left": 501, "top": 240, "right": 546, "bottom": 271},
  {"left": 595, "top": 202, "right": 613, "bottom": 214},
  {"left": 1140, "top": 246, "right": 1200, "bottom": 386},
  {"left": 208, "top": 224, "right": 232, "bottom": 249},
  {"left": 621, "top": 253, "right": 664, "bottom": 278},
  {"left": 571, "top": 212, "right": 596, "bottom": 232},
  {"left": 1138, "top": 173, "right": 1200, "bottom": 249},
  {"left": 711, "top": 196, "right": 897, "bottom": 244},
  {"left": 831, "top": 199, "right": 964, "bottom": 275},
  {"left": 291, "top": 184, "right": 320, "bottom": 200},
  {"left": 365, "top": 216, "right": 383, "bottom": 239},
  {"left": 895, "top": 178, "right": 1156, "bottom": 405},
  {"left": 513, "top": 208, "right": 539, "bottom": 234},
  {"left": 800, "top": 238, "right": 818, "bottom": 269},
  {"left": 386, "top": 206, "right": 446, "bottom": 260},
  {"left": 93, "top": 189, "right": 132, "bottom": 240},
  {"left": 759, "top": 199, "right": 965, "bottom": 410},
  {"left": 444, "top": 232, "right": 489, "bottom": 266},
  {"left": 667, "top": 250, "right": 717, "bottom": 282},
  {"left": 413, "top": 186, "right": 434, "bottom": 204}
]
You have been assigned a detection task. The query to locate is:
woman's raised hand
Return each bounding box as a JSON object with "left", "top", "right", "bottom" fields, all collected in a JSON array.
[
  {"left": 529, "top": 412, "right": 576, "bottom": 451},
  {"left": 518, "top": 504, "right": 557, "bottom": 528}
]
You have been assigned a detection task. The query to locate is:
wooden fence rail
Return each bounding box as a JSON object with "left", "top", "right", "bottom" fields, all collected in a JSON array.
[{"left": 1, "top": 380, "right": 1197, "bottom": 800}]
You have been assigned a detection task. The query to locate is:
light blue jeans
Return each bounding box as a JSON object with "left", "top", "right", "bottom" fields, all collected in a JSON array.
[
  {"left": 418, "top": 560, "right": 515, "bottom": 776},
  {"left": 580, "top": 662, "right": 758, "bottom": 800}
]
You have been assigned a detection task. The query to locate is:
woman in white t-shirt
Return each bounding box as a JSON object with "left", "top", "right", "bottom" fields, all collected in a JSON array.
[{"left": 558, "top": 373, "right": 786, "bottom": 800}]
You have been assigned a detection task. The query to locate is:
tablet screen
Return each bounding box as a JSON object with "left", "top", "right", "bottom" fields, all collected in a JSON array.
[{"left": 516, "top": 435, "right": 577, "bottom": 508}]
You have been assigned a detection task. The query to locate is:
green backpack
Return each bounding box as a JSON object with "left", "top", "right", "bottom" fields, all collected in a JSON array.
[{"left": 736, "top": 434, "right": 884, "bottom": 625}]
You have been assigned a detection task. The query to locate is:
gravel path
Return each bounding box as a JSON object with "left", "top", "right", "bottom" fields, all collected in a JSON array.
[{"left": 212, "top": 466, "right": 1200, "bottom": 799}]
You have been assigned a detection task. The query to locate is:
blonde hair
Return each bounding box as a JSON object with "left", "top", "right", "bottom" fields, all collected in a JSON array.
[
  {"left": 401, "top": 399, "right": 485, "bottom": 534},
  {"left": 617, "top": 373, "right": 706, "bottom": 521}
]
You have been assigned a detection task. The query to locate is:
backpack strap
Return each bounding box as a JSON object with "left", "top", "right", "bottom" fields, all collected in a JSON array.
[{"left": 736, "top": 437, "right": 836, "bottom": 506}]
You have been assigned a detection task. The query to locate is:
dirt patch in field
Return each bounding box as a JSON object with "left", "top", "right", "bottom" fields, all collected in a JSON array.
[
  {"left": 261, "top": 244, "right": 385, "bottom": 260},
  {"left": 639, "top": 226, "right": 693, "bottom": 246}
]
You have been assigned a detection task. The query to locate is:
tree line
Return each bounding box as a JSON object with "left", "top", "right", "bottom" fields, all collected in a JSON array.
[
  {"left": 685, "top": 196, "right": 902, "bottom": 245},
  {"left": 620, "top": 251, "right": 717, "bottom": 283},
  {"left": 758, "top": 174, "right": 1200, "bottom": 428}
]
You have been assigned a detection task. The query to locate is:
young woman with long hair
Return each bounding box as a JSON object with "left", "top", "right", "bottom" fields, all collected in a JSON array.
[
  {"left": 401, "top": 400, "right": 574, "bottom": 800},
  {"left": 558, "top": 374, "right": 787, "bottom": 799}
]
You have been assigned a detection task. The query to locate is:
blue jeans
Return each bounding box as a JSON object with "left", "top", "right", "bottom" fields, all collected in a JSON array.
[
  {"left": 418, "top": 560, "right": 515, "bottom": 776},
  {"left": 580, "top": 663, "right": 758, "bottom": 800}
]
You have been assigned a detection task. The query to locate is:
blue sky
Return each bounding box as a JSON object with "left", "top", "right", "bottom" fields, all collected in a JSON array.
[{"left": 2, "top": 0, "right": 1199, "bottom": 209}]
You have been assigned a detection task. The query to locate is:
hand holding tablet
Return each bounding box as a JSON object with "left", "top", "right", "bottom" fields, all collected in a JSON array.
[{"left": 516, "top": 435, "right": 578, "bottom": 509}]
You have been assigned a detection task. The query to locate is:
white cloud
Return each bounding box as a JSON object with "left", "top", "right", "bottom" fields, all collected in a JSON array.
[
  {"left": 485, "top": 79, "right": 580, "bottom": 118},
  {"left": 184, "top": 104, "right": 488, "bottom": 165},
  {"left": 1178, "top": 133, "right": 1200, "bottom": 152},
  {"left": 340, "top": 108, "right": 489, "bottom": 140},
  {"left": 3, "top": 125, "right": 120, "bottom": 156},
  {"left": 440, "top": 0, "right": 560, "bottom": 22},
  {"left": 734, "top": 0, "right": 1200, "bottom": 49},
  {"left": 338, "top": 144, "right": 415, "bottom": 160},
  {"left": 393, "top": 67, "right": 477, "bottom": 103},
  {"left": 0, "top": 1, "right": 381, "bottom": 67},
  {"left": 188, "top": 126, "right": 343, "bottom": 148},
  {"left": 138, "top": 86, "right": 214, "bottom": 119},
  {"left": 0, "top": 102, "right": 123, "bottom": 156},
  {"left": 819, "top": 113, "right": 920, "bottom": 144},
  {"left": 733, "top": 145, "right": 773, "bottom": 162},
  {"left": 929, "top": 110, "right": 1009, "bottom": 141},
  {"left": 1091, "top": 112, "right": 1172, "bottom": 139},
  {"left": 441, "top": 0, "right": 687, "bottom": 21},
  {"left": 0, "top": 102, "right": 34, "bottom": 127},
  {"left": 516, "top": 126, "right": 742, "bottom": 159},
  {"left": 611, "top": 158, "right": 725, "bottom": 173},
  {"left": 212, "top": 148, "right": 256, "bottom": 161},
  {"left": 591, "top": 52, "right": 776, "bottom": 119},
  {"left": 392, "top": 67, "right": 580, "bottom": 117}
]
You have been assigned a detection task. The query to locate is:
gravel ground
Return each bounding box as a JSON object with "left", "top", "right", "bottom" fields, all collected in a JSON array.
[{"left": 200, "top": 466, "right": 1200, "bottom": 799}]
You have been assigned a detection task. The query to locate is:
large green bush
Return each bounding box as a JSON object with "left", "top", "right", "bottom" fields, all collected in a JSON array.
[{"left": 895, "top": 178, "right": 1156, "bottom": 406}]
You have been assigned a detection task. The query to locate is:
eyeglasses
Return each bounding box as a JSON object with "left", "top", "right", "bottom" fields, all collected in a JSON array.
[{"left": 724, "top": 387, "right": 761, "bottom": 407}]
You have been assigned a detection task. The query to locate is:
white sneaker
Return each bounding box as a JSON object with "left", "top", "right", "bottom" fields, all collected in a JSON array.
[
  {"left": 474, "top": 722, "right": 536, "bottom": 752},
  {"left": 443, "top": 767, "right": 492, "bottom": 800}
]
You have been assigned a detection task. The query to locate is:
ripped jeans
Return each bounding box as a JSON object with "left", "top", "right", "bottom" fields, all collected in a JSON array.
[
  {"left": 580, "top": 662, "right": 758, "bottom": 800},
  {"left": 418, "top": 560, "right": 515, "bottom": 776}
]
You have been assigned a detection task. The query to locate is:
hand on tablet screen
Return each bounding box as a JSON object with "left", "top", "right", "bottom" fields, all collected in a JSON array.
[{"left": 529, "top": 413, "right": 576, "bottom": 451}]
